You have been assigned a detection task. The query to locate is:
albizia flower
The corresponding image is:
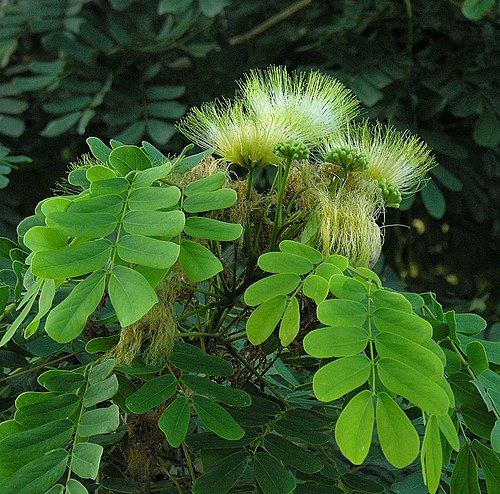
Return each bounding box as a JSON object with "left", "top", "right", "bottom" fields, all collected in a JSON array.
[{"left": 320, "top": 121, "right": 437, "bottom": 194}]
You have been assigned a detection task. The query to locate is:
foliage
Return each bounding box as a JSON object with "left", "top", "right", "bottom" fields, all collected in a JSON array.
[{"left": 0, "top": 66, "right": 499, "bottom": 493}]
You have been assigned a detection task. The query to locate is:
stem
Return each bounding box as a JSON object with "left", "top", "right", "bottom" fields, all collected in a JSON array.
[
  {"left": 181, "top": 442, "right": 196, "bottom": 482},
  {"left": 270, "top": 157, "right": 293, "bottom": 249},
  {"left": 367, "top": 281, "right": 376, "bottom": 393}
]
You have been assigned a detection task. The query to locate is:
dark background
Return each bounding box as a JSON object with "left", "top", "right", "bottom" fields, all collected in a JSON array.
[{"left": 0, "top": 0, "right": 498, "bottom": 323}]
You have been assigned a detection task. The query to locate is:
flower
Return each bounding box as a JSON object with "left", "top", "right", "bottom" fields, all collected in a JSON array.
[
  {"left": 320, "top": 121, "right": 436, "bottom": 194},
  {"left": 240, "top": 66, "right": 360, "bottom": 142},
  {"left": 177, "top": 100, "right": 291, "bottom": 169}
]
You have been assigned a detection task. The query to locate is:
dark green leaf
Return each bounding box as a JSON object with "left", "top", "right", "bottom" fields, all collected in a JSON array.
[
  {"left": 126, "top": 375, "right": 177, "bottom": 413},
  {"left": 159, "top": 396, "right": 190, "bottom": 448},
  {"left": 253, "top": 452, "right": 296, "bottom": 494}
]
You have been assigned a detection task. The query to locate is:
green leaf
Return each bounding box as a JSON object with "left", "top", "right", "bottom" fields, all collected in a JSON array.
[
  {"left": 351, "top": 76, "right": 383, "bottom": 106},
  {"left": 258, "top": 252, "right": 313, "bottom": 275},
  {"left": 66, "top": 479, "right": 88, "bottom": 494},
  {"left": 436, "top": 414, "right": 460, "bottom": 451},
  {"left": 466, "top": 341, "right": 488, "bottom": 375},
  {"left": 15, "top": 394, "right": 79, "bottom": 428},
  {"left": 335, "top": 390, "right": 374, "bottom": 464},
  {"left": 46, "top": 211, "right": 118, "bottom": 238},
  {"left": 375, "top": 332, "right": 443, "bottom": 379},
  {"left": 302, "top": 274, "right": 329, "bottom": 304},
  {"left": 244, "top": 273, "right": 300, "bottom": 306},
  {"left": 377, "top": 358, "right": 449, "bottom": 416},
  {"left": 455, "top": 313, "right": 487, "bottom": 335},
  {"left": 192, "top": 395, "right": 244, "bottom": 440},
  {"left": 314, "top": 262, "right": 343, "bottom": 280},
  {"left": 79, "top": 404, "right": 120, "bottom": 437},
  {"left": 313, "top": 355, "right": 371, "bottom": 402},
  {"left": 31, "top": 239, "right": 112, "bottom": 279},
  {"left": 253, "top": 452, "right": 296, "bottom": 494},
  {"left": 183, "top": 217, "right": 242, "bottom": 241},
  {"left": 279, "top": 296, "right": 300, "bottom": 347},
  {"left": 38, "top": 370, "right": 85, "bottom": 392},
  {"left": 71, "top": 443, "right": 103, "bottom": 480},
  {"left": 373, "top": 308, "right": 432, "bottom": 343},
  {"left": 169, "top": 342, "right": 234, "bottom": 376},
  {"left": 181, "top": 375, "right": 251, "bottom": 407},
  {"left": 146, "top": 85, "right": 185, "bottom": 100},
  {"left": 88, "top": 359, "right": 116, "bottom": 384},
  {"left": 22, "top": 226, "right": 69, "bottom": 253},
  {"left": 123, "top": 210, "right": 185, "bottom": 238},
  {"left": 329, "top": 274, "right": 367, "bottom": 302},
  {"left": 86, "top": 136, "right": 112, "bottom": 163},
  {"left": 279, "top": 240, "right": 323, "bottom": 264},
  {"left": 316, "top": 299, "right": 367, "bottom": 327},
  {"left": 108, "top": 145, "right": 151, "bottom": 175},
  {"left": 472, "top": 440, "right": 500, "bottom": 493},
  {"left": 421, "top": 180, "right": 446, "bottom": 219},
  {"left": 421, "top": 416, "right": 442, "bottom": 494},
  {"left": 132, "top": 162, "right": 173, "bottom": 187},
  {"left": 117, "top": 235, "right": 179, "bottom": 269},
  {"left": 147, "top": 119, "right": 176, "bottom": 145},
  {"left": 159, "top": 396, "right": 190, "bottom": 448},
  {"left": 40, "top": 112, "right": 81, "bottom": 137},
  {"left": 125, "top": 375, "right": 177, "bottom": 413},
  {"left": 246, "top": 295, "right": 287, "bottom": 345},
  {"left": 0, "top": 418, "right": 73, "bottom": 468},
  {"left": 462, "top": 0, "right": 496, "bottom": 20},
  {"left": 184, "top": 172, "right": 227, "bottom": 195},
  {"left": 83, "top": 374, "right": 119, "bottom": 407},
  {"left": 264, "top": 434, "right": 323, "bottom": 473},
  {"left": 473, "top": 111, "right": 500, "bottom": 147},
  {"left": 376, "top": 392, "right": 419, "bottom": 468},
  {"left": 450, "top": 444, "right": 480, "bottom": 494},
  {"left": 371, "top": 289, "right": 412, "bottom": 313},
  {"left": 304, "top": 326, "right": 368, "bottom": 358},
  {"left": 127, "top": 186, "right": 180, "bottom": 210},
  {"left": 492, "top": 420, "right": 500, "bottom": 453},
  {"left": 90, "top": 177, "right": 129, "bottom": 196},
  {"left": 192, "top": 451, "right": 248, "bottom": 494},
  {"left": 2, "top": 449, "right": 68, "bottom": 494},
  {"left": 45, "top": 270, "right": 106, "bottom": 343},
  {"left": 25, "top": 278, "right": 56, "bottom": 338},
  {"left": 178, "top": 240, "right": 223, "bottom": 282},
  {"left": 108, "top": 265, "right": 158, "bottom": 327},
  {"left": 183, "top": 189, "right": 237, "bottom": 213}
]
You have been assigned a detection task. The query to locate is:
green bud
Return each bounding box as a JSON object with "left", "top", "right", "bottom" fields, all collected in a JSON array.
[
  {"left": 274, "top": 140, "right": 310, "bottom": 161},
  {"left": 378, "top": 178, "right": 401, "bottom": 208},
  {"left": 325, "top": 146, "right": 368, "bottom": 172}
]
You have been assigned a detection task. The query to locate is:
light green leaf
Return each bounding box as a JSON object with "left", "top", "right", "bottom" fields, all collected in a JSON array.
[
  {"left": 71, "top": 443, "right": 103, "bottom": 480},
  {"left": 329, "top": 274, "right": 367, "bottom": 302},
  {"left": 183, "top": 188, "right": 237, "bottom": 213},
  {"left": 117, "top": 235, "right": 179, "bottom": 269},
  {"left": 127, "top": 186, "right": 180, "bottom": 210},
  {"left": 466, "top": 341, "right": 488, "bottom": 375},
  {"left": 253, "top": 452, "right": 296, "bottom": 494},
  {"left": 23, "top": 226, "right": 68, "bottom": 252},
  {"left": 46, "top": 211, "right": 118, "bottom": 238},
  {"left": 123, "top": 210, "right": 185, "bottom": 238},
  {"left": 79, "top": 404, "right": 120, "bottom": 437},
  {"left": 45, "top": 270, "right": 106, "bottom": 343},
  {"left": 31, "top": 239, "right": 112, "bottom": 279},
  {"left": 450, "top": 444, "right": 480, "bottom": 494},
  {"left": 66, "top": 479, "right": 88, "bottom": 494},
  {"left": 90, "top": 177, "right": 129, "bottom": 196},
  {"left": 108, "top": 265, "right": 158, "bottom": 327},
  {"left": 302, "top": 274, "right": 329, "bottom": 304},
  {"left": 69, "top": 194, "right": 122, "bottom": 215},
  {"left": 83, "top": 374, "right": 119, "bottom": 407},
  {"left": 455, "top": 313, "right": 487, "bottom": 335},
  {"left": 313, "top": 355, "right": 371, "bottom": 402},
  {"left": 25, "top": 278, "right": 56, "bottom": 338},
  {"left": 371, "top": 289, "right": 412, "bottom": 312},
  {"left": 374, "top": 332, "right": 443, "bottom": 380},
  {"left": 335, "top": 390, "right": 374, "bottom": 464},
  {"left": 377, "top": 358, "right": 449, "bottom": 416},
  {"left": 183, "top": 217, "right": 242, "bottom": 241},
  {"left": 376, "top": 392, "right": 419, "bottom": 468},
  {"left": 244, "top": 273, "right": 300, "bottom": 307},
  {"left": 316, "top": 299, "right": 367, "bottom": 327},
  {"left": 159, "top": 396, "right": 190, "bottom": 448},
  {"left": 279, "top": 296, "right": 300, "bottom": 347},
  {"left": 184, "top": 171, "right": 227, "bottom": 196},
  {"left": 132, "top": 162, "right": 173, "bottom": 187},
  {"left": 192, "top": 395, "right": 244, "bottom": 440},
  {"left": 125, "top": 375, "right": 177, "bottom": 413},
  {"left": 1, "top": 449, "right": 68, "bottom": 494},
  {"left": 421, "top": 416, "right": 442, "bottom": 494},
  {"left": 436, "top": 413, "right": 460, "bottom": 451},
  {"left": 279, "top": 240, "right": 323, "bottom": 264},
  {"left": 314, "top": 262, "right": 343, "bottom": 280},
  {"left": 178, "top": 240, "right": 223, "bottom": 282},
  {"left": 246, "top": 295, "right": 287, "bottom": 345},
  {"left": 304, "top": 326, "right": 368, "bottom": 358},
  {"left": 258, "top": 252, "right": 313, "bottom": 275},
  {"left": 326, "top": 254, "right": 349, "bottom": 271},
  {"left": 109, "top": 145, "right": 151, "bottom": 175},
  {"left": 373, "top": 308, "right": 432, "bottom": 343},
  {"left": 86, "top": 136, "right": 112, "bottom": 163}
]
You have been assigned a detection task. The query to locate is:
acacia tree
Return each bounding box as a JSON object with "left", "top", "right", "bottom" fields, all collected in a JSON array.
[{"left": 0, "top": 67, "right": 498, "bottom": 494}]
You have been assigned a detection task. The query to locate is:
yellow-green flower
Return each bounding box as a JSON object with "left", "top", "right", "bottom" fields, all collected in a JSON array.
[
  {"left": 320, "top": 121, "right": 436, "bottom": 193},
  {"left": 177, "top": 100, "right": 291, "bottom": 169},
  {"left": 240, "top": 66, "right": 360, "bottom": 142}
]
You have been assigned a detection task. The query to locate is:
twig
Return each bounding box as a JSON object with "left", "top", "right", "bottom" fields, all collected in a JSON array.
[{"left": 229, "top": 0, "right": 313, "bottom": 46}]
